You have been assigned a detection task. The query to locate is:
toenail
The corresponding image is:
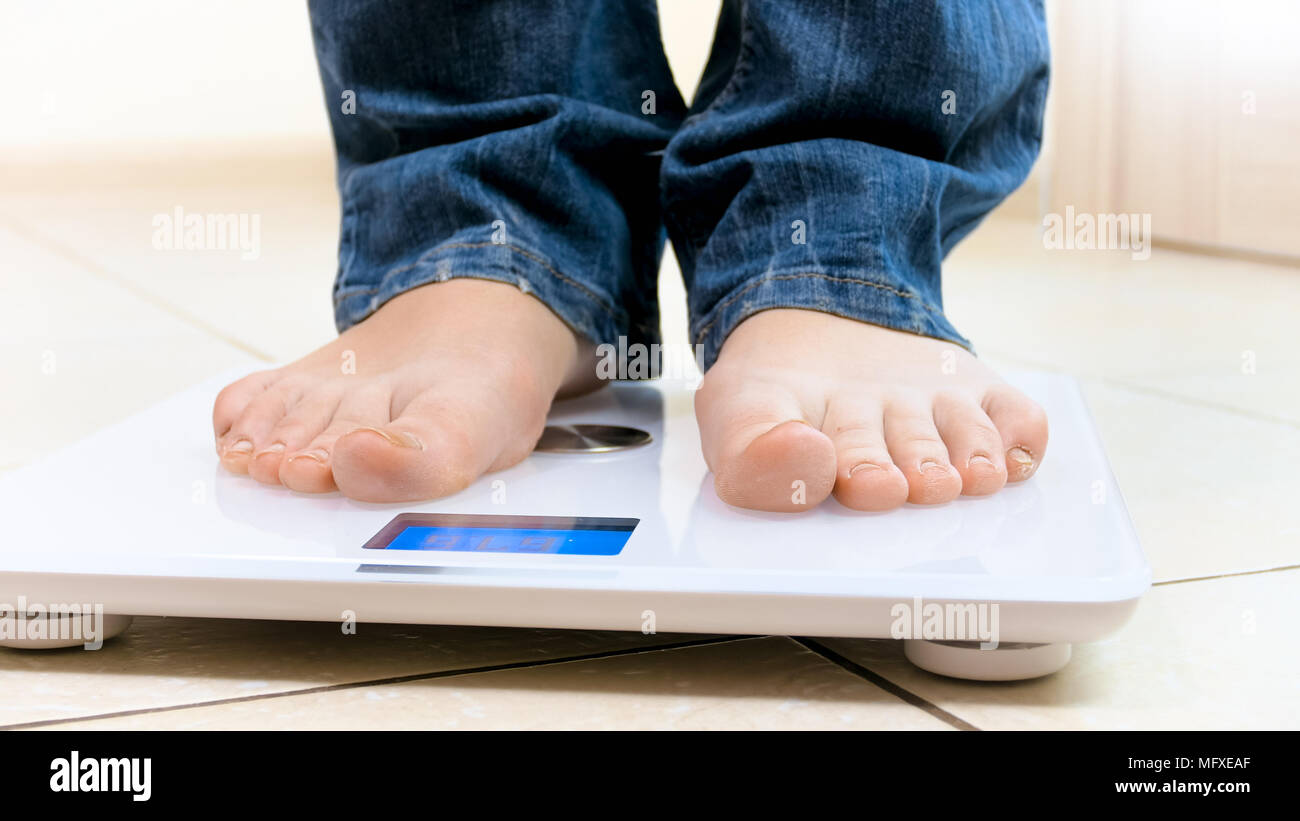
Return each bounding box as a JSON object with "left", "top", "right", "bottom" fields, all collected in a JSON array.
[
  {"left": 919, "top": 459, "right": 948, "bottom": 475},
  {"left": 288, "top": 449, "right": 329, "bottom": 464},
  {"left": 396, "top": 431, "right": 424, "bottom": 449},
  {"left": 254, "top": 442, "right": 286, "bottom": 458},
  {"left": 353, "top": 425, "right": 424, "bottom": 450},
  {"left": 968, "top": 453, "right": 995, "bottom": 469},
  {"left": 849, "top": 462, "right": 882, "bottom": 477},
  {"left": 1008, "top": 446, "right": 1036, "bottom": 477},
  {"left": 222, "top": 439, "right": 252, "bottom": 457}
]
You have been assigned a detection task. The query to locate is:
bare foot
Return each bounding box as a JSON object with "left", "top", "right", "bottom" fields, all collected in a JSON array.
[
  {"left": 212, "top": 279, "right": 595, "bottom": 502},
  {"left": 695, "top": 310, "right": 1049, "bottom": 512}
]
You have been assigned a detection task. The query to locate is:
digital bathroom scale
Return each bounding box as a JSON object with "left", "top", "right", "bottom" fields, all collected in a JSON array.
[{"left": 0, "top": 367, "right": 1149, "bottom": 680}]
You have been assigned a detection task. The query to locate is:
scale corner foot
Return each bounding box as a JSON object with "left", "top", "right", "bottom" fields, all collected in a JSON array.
[
  {"left": 0, "top": 613, "right": 134, "bottom": 650},
  {"left": 903, "top": 639, "right": 1072, "bottom": 681}
]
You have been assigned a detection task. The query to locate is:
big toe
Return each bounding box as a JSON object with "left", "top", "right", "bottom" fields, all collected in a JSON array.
[
  {"left": 329, "top": 391, "right": 518, "bottom": 503},
  {"left": 714, "top": 420, "right": 837, "bottom": 512},
  {"left": 697, "top": 375, "right": 837, "bottom": 512}
]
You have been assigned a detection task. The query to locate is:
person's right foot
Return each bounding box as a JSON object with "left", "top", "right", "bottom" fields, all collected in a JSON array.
[{"left": 212, "top": 278, "right": 595, "bottom": 502}]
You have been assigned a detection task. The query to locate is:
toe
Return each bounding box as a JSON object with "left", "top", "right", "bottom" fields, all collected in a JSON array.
[
  {"left": 714, "top": 420, "right": 837, "bottom": 513},
  {"left": 982, "top": 384, "right": 1050, "bottom": 482},
  {"left": 695, "top": 377, "right": 835, "bottom": 512},
  {"left": 883, "top": 399, "right": 963, "bottom": 505},
  {"left": 249, "top": 385, "right": 343, "bottom": 485},
  {"left": 212, "top": 369, "right": 278, "bottom": 444},
  {"left": 331, "top": 388, "right": 501, "bottom": 503},
  {"left": 217, "top": 380, "right": 300, "bottom": 476},
  {"left": 933, "top": 392, "right": 1008, "bottom": 496},
  {"left": 280, "top": 383, "right": 393, "bottom": 494},
  {"left": 823, "top": 396, "right": 909, "bottom": 511}
]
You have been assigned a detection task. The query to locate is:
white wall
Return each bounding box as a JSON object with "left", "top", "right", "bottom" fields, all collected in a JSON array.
[
  {"left": 0, "top": 1, "right": 722, "bottom": 151},
  {"left": 2, "top": 1, "right": 331, "bottom": 148}
]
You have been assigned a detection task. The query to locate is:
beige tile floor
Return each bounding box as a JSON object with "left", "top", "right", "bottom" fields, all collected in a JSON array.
[{"left": 1, "top": 149, "right": 1296, "bottom": 730}]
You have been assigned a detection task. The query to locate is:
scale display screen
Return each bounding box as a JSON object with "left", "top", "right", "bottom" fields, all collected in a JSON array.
[{"left": 363, "top": 513, "right": 638, "bottom": 556}]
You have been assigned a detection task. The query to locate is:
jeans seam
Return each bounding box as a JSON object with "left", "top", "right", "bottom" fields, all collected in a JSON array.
[
  {"left": 337, "top": 174, "right": 361, "bottom": 282},
  {"left": 682, "top": 2, "right": 754, "bottom": 125},
  {"left": 692, "top": 270, "right": 947, "bottom": 346},
  {"left": 901, "top": 162, "right": 931, "bottom": 245},
  {"left": 334, "top": 240, "right": 625, "bottom": 325},
  {"left": 663, "top": 5, "right": 753, "bottom": 251}
]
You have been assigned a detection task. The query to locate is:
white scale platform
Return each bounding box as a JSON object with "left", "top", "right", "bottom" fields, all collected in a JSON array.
[{"left": 0, "top": 368, "right": 1149, "bottom": 681}]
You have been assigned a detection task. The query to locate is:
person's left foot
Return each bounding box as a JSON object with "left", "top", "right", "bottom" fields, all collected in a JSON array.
[{"left": 694, "top": 309, "right": 1049, "bottom": 512}]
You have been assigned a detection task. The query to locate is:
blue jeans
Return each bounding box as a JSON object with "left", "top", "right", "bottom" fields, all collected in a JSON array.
[{"left": 310, "top": 0, "right": 1049, "bottom": 369}]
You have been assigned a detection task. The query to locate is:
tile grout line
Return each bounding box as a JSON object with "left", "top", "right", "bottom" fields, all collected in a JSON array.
[
  {"left": 1153, "top": 563, "right": 1300, "bottom": 587},
  {"left": 980, "top": 347, "right": 1300, "bottom": 431},
  {"left": 0, "top": 211, "right": 275, "bottom": 364},
  {"left": 1150, "top": 236, "right": 1300, "bottom": 271},
  {"left": 0, "top": 634, "right": 758, "bottom": 731},
  {"left": 793, "top": 637, "right": 980, "bottom": 731}
]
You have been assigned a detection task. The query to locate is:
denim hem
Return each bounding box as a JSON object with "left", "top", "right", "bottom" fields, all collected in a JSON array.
[
  {"left": 333, "top": 240, "right": 629, "bottom": 347},
  {"left": 691, "top": 269, "right": 973, "bottom": 371}
]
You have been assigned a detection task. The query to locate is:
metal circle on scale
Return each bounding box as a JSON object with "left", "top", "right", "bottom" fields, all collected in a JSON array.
[{"left": 534, "top": 424, "right": 652, "bottom": 454}]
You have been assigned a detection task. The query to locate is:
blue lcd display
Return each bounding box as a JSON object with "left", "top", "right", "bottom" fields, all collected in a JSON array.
[
  {"left": 363, "top": 514, "right": 637, "bottom": 557},
  {"left": 387, "top": 526, "right": 627, "bottom": 555}
]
